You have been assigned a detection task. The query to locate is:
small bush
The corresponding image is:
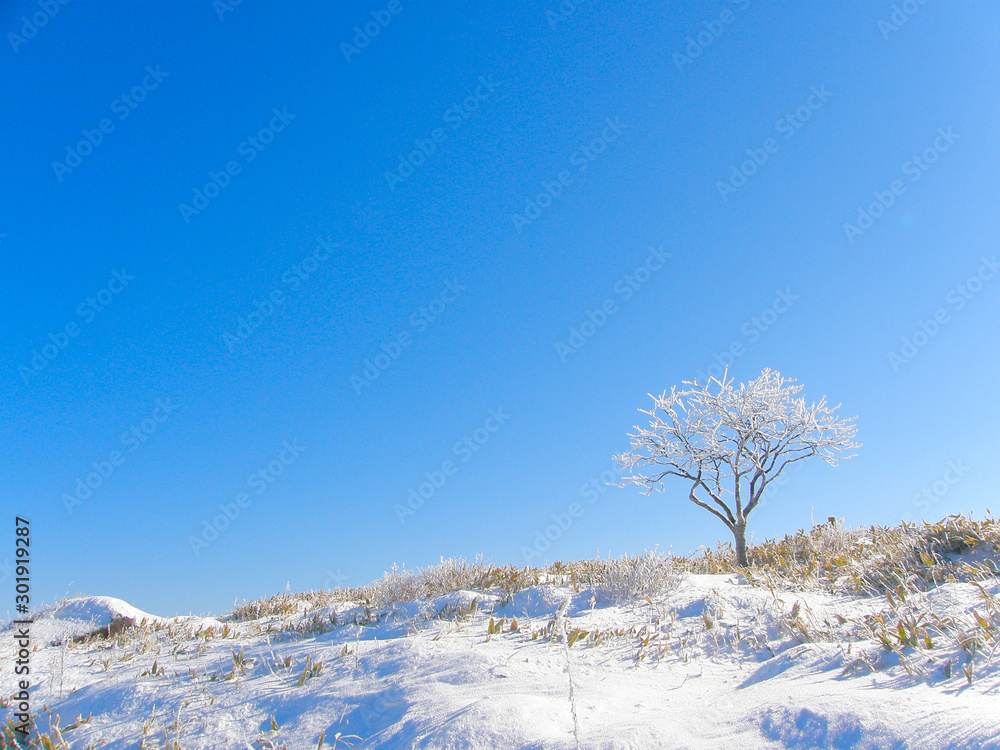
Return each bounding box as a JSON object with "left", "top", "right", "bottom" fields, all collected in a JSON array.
[{"left": 586, "top": 551, "right": 681, "bottom": 603}]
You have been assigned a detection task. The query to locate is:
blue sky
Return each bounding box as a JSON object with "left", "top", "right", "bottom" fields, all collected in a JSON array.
[{"left": 2, "top": 1, "right": 998, "bottom": 617}]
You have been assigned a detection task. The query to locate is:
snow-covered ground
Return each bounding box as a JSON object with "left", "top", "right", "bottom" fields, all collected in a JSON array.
[{"left": 3, "top": 572, "right": 999, "bottom": 749}]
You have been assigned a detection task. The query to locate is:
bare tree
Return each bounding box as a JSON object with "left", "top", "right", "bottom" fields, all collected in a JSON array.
[{"left": 614, "top": 369, "right": 859, "bottom": 567}]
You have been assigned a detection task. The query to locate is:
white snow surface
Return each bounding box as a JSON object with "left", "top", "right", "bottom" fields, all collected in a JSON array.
[
  {"left": 3, "top": 575, "right": 999, "bottom": 749},
  {"left": 20, "top": 595, "right": 222, "bottom": 646}
]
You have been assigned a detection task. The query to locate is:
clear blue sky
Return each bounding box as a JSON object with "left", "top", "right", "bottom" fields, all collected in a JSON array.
[{"left": 3, "top": 1, "right": 998, "bottom": 617}]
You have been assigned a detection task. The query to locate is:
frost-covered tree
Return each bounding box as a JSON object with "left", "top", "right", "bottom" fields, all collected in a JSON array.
[{"left": 614, "top": 369, "right": 859, "bottom": 567}]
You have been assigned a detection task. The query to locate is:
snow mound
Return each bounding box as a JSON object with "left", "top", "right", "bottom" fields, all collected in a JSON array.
[
  {"left": 11, "top": 595, "right": 222, "bottom": 645},
  {"left": 52, "top": 596, "right": 164, "bottom": 626}
]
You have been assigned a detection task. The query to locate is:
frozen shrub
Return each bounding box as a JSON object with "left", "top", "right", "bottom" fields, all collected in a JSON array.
[{"left": 589, "top": 551, "right": 681, "bottom": 603}]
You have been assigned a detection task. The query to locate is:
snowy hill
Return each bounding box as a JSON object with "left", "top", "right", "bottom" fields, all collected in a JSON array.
[{"left": 3, "top": 517, "right": 1000, "bottom": 748}]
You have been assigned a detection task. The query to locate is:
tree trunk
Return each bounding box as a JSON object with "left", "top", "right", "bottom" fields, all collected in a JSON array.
[{"left": 733, "top": 523, "right": 749, "bottom": 567}]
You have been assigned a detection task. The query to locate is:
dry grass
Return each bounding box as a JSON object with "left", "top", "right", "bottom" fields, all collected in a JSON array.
[
  {"left": 226, "top": 514, "right": 998, "bottom": 622},
  {"left": 218, "top": 514, "right": 1000, "bottom": 685},
  {"left": 229, "top": 556, "right": 540, "bottom": 623},
  {"left": 727, "top": 513, "right": 998, "bottom": 595}
]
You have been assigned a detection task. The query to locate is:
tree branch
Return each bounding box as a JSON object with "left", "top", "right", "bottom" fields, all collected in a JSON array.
[{"left": 689, "top": 483, "right": 735, "bottom": 531}]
